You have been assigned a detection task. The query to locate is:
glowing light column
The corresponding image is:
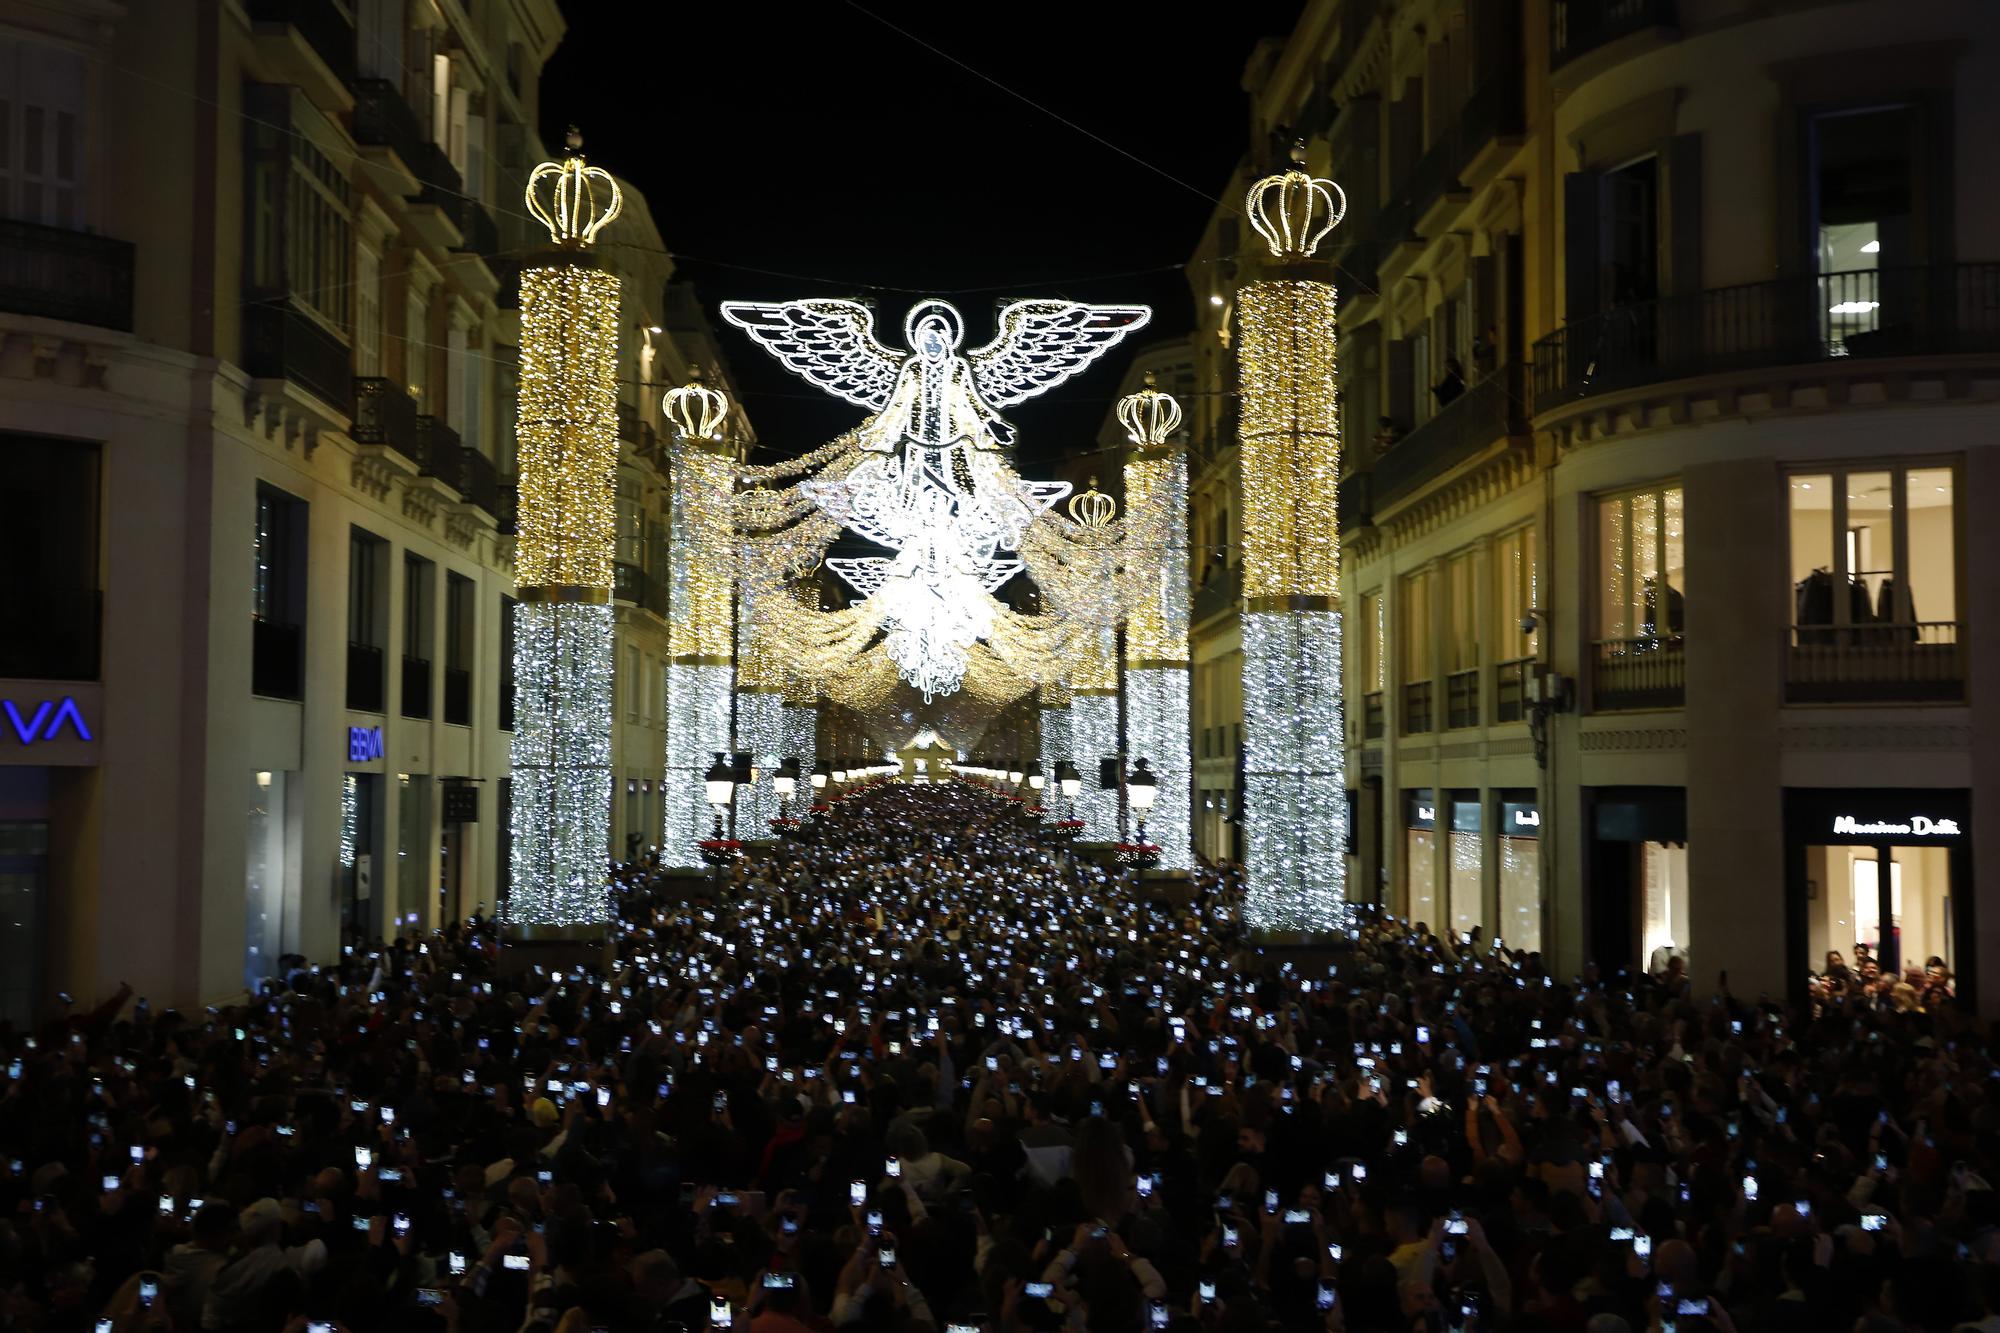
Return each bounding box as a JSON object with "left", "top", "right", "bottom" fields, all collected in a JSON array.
[
  {"left": 1038, "top": 682, "right": 1072, "bottom": 824},
  {"left": 1237, "top": 157, "right": 1350, "bottom": 933},
  {"left": 507, "top": 130, "right": 623, "bottom": 929},
  {"left": 1070, "top": 626, "right": 1120, "bottom": 844},
  {"left": 735, "top": 612, "right": 785, "bottom": 836},
  {"left": 781, "top": 581, "right": 819, "bottom": 786},
  {"left": 1119, "top": 374, "right": 1192, "bottom": 870},
  {"left": 663, "top": 369, "right": 737, "bottom": 867}
]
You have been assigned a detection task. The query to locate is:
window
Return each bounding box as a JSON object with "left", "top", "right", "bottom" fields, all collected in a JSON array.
[
  {"left": 444, "top": 573, "right": 473, "bottom": 725},
  {"left": 617, "top": 473, "right": 643, "bottom": 567},
  {"left": 1786, "top": 464, "right": 1960, "bottom": 700},
  {"left": 1597, "top": 486, "right": 1684, "bottom": 643},
  {"left": 0, "top": 435, "right": 99, "bottom": 681},
  {"left": 447, "top": 319, "right": 468, "bottom": 431},
  {"left": 1400, "top": 567, "right": 1434, "bottom": 734},
  {"left": 626, "top": 644, "right": 641, "bottom": 721},
  {"left": 405, "top": 284, "right": 430, "bottom": 407},
  {"left": 1405, "top": 790, "right": 1438, "bottom": 930},
  {"left": 356, "top": 0, "right": 405, "bottom": 83},
  {"left": 1810, "top": 105, "right": 1917, "bottom": 350},
  {"left": 252, "top": 484, "right": 307, "bottom": 700},
  {"left": 356, "top": 242, "right": 383, "bottom": 376},
  {"left": 247, "top": 118, "right": 351, "bottom": 335},
  {"left": 1604, "top": 155, "right": 1660, "bottom": 308},
  {"left": 347, "top": 529, "right": 387, "bottom": 712},
  {"left": 402, "top": 554, "right": 433, "bottom": 720},
  {"left": 1493, "top": 525, "right": 1537, "bottom": 722},
  {"left": 1447, "top": 794, "right": 1482, "bottom": 940},
  {"left": 1445, "top": 550, "right": 1479, "bottom": 728},
  {"left": 1361, "top": 590, "right": 1385, "bottom": 692},
  {"left": 0, "top": 39, "right": 86, "bottom": 227}
]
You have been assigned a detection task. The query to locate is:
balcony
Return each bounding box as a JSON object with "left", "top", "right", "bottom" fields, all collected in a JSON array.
[
  {"left": 252, "top": 619, "right": 303, "bottom": 700},
  {"left": 0, "top": 220, "right": 134, "bottom": 332},
  {"left": 407, "top": 141, "right": 466, "bottom": 247},
  {"left": 1338, "top": 469, "right": 1373, "bottom": 534},
  {"left": 1533, "top": 264, "right": 2000, "bottom": 415},
  {"left": 243, "top": 300, "right": 352, "bottom": 414},
  {"left": 352, "top": 376, "right": 421, "bottom": 462},
  {"left": 443, "top": 666, "right": 472, "bottom": 726},
  {"left": 456, "top": 200, "right": 499, "bottom": 259},
  {"left": 1446, "top": 669, "right": 1481, "bottom": 729},
  {"left": 1402, "top": 681, "right": 1434, "bottom": 735},
  {"left": 346, "top": 642, "right": 385, "bottom": 713},
  {"left": 401, "top": 655, "right": 433, "bottom": 720},
  {"left": 499, "top": 667, "right": 515, "bottom": 732},
  {"left": 1785, "top": 623, "right": 1964, "bottom": 704},
  {"left": 444, "top": 445, "right": 499, "bottom": 517},
  {"left": 0, "top": 588, "right": 100, "bottom": 681},
  {"left": 1374, "top": 362, "right": 1528, "bottom": 507},
  {"left": 1494, "top": 656, "right": 1532, "bottom": 723},
  {"left": 1192, "top": 561, "right": 1241, "bottom": 625},
  {"left": 1550, "top": 0, "right": 1676, "bottom": 72},
  {"left": 1362, "top": 691, "right": 1386, "bottom": 741},
  {"left": 349, "top": 78, "right": 425, "bottom": 184},
  {"left": 246, "top": 0, "right": 356, "bottom": 88},
  {"left": 1592, "top": 635, "right": 1684, "bottom": 710},
  {"left": 615, "top": 562, "right": 671, "bottom": 619},
  {"left": 495, "top": 483, "right": 518, "bottom": 536},
  {"left": 414, "top": 416, "right": 460, "bottom": 486}
]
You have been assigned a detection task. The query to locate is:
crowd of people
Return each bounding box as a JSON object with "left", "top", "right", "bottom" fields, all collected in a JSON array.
[{"left": 2, "top": 777, "right": 1996, "bottom": 1333}]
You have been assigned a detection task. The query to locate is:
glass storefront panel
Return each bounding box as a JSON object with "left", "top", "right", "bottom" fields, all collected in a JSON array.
[
  {"left": 1447, "top": 795, "right": 1482, "bottom": 941},
  {"left": 246, "top": 770, "right": 287, "bottom": 992},
  {"left": 396, "top": 774, "right": 429, "bottom": 930},
  {"left": 1498, "top": 797, "right": 1540, "bottom": 954},
  {"left": 1641, "top": 841, "right": 1688, "bottom": 975},
  {"left": 0, "top": 809, "right": 49, "bottom": 1028},
  {"left": 1404, "top": 789, "right": 1436, "bottom": 930}
]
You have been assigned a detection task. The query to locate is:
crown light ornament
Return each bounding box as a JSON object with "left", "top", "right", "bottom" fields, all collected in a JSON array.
[
  {"left": 1238, "top": 154, "right": 1349, "bottom": 934},
  {"left": 1245, "top": 142, "right": 1347, "bottom": 261},
  {"left": 664, "top": 365, "right": 729, "bottom": 442},
  {"left": 525, "top": 127, "right": 624, "bottom": 248},
  {"left": 1067, "top": 478, "right": 1117, "bottom": 532},
  {"left": 1117, "top": 371, "right": 1184, "bottom": 447},
  {"left": 721, "top": 297, "right": 1149, "bottom": 700}
]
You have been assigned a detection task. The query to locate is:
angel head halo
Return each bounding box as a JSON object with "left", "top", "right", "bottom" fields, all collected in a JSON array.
[
  {"left": 525, "top": 126, "right": 623, "bottom": 249},
  {"left": 1246, "top": 142, "right": 1346, "bottom": 260},
  {"left": 903, "top": 300, "right": 965, "bottom": 361}
]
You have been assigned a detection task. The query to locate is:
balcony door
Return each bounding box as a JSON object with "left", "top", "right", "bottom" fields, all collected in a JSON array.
[{"left": 0, "top": 38, "right": 86, "bottom": 227}]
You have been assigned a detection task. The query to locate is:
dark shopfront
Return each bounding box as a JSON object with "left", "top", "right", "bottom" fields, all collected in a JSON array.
[
  {"left": 1784, "top": 788, "right": 1973, "bottom": 1008},
  {"left": 1585, "top": 787, "right": 1688, "bottom": 985}
]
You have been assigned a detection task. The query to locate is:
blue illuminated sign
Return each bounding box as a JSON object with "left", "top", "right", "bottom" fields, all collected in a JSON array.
[
  {"left": 348, "top": 726, "right": 384, "bottom": 762},
  {"left": 3, "top": 696, "right": 92, "bottom": 745}
]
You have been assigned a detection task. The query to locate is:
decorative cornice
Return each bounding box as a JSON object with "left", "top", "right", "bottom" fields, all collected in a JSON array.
[
  {"left": 1578, "top": 727, "right": 1687, "bottom": 752},
  {"left": 1778, "top": 722, "right": 1970, "bottom": 751},
  {"left": 350, "top": 454, "right": 395, "bottom": 501},
  {"left": 1367, "top": 445, "right": 1539, "bottom": 549}
]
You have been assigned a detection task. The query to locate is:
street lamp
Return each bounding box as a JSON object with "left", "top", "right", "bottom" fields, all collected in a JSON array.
[
  {"left": 703, "top": 752, "right": 735, "bottom": 841},
  {"left": 774, "top": 756, "right": 799, "bottom": 826},
  {"left": 810, "top": 764, "right": 829, "bottom": 792},
  {"left": 1127, "top": 757, "right": 1158, "bottom": 837},
  {"left": 1025, "top": 761, "right": 1044, "bottom": 791},
  {"left": 1059, "top": 760, "right": 1082, "bottom": 818}
]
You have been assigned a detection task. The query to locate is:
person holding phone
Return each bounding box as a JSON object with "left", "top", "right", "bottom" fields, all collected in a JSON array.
[{"left": 203, "top": 1200, "right": 329, "bottom": 1330}]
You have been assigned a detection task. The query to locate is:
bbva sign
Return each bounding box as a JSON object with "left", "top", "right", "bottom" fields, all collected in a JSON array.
[{"left": 3, "top": 697, "right": 93, "bottom": 746}]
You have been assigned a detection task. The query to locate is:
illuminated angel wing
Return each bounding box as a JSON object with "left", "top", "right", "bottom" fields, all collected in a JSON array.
[
  {"left": 967, "top": 301, "right": 1153, "bottom": 408},
  {"left": 719, "top": 300, "right": 905, "bottom": 410}
]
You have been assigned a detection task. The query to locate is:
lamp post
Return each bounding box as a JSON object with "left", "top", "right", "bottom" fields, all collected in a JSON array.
[
  {"left": 701, "top": 751, "right": 737, "bottom": 874},
  {"left": 1123, "top": 757, "right": 1161, "bottom": 869},
  {"left": 774, "top": 756, "right": 799, "bottom": 828}
]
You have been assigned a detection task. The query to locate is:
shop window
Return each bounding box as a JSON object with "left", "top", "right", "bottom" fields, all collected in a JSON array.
[
  {"left": 1493, "top": 524, "right": 1537, "bottom": 721},
  {"left": 1405, "top": 790, "right": 1438, "bottom": 931},
  {"left": 1593, "top": 485, "right": 1684, "bottom": 709},
  {"left": 1498, "top": 796, "right": 1541, "bottom": 954},
  {"left": 1447, "top": 794, "right": 1482, "bottom": 941},
  {"left": 1786, "top": 464, "right": 1960, "bottom": 700},
  {"left": 1640, "top": 841, "right": 1688, "bottom": 975},
  {"left": 246, "top": 770, "right": 288, "bottom": 992},
  {"left": 0, "top": 770, "right": 50, "bottom": 1029}
]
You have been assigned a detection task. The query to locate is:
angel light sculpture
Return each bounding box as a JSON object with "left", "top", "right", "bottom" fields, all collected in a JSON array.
[{"left": 721, "top": 297, "right": 1149, "bottom": 700}]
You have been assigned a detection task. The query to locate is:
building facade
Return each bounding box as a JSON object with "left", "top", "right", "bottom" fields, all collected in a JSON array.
[
  {"left": 0, "top": 0, "right": 745, "bottom": 1021},
  {"left": 1201, "top": 0, "right": 2000, "bottom": 1009}
]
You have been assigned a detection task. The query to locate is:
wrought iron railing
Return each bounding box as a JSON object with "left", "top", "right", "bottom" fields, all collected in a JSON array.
[
  {"left": 1374, "top": 362, "right": 1528, "bottom": 504},
  {"left": 1550, "top": 0, "right": 1676, "bottom": 70},
  {"left": 1446, "top": 669, "right": 1481, "bottom": 729},
  {"left": 352, "top": 376, "right": 420, "bottom": 460},
  {"left": 1494, "top": 656, "right": 1533, "bottom": 723},
  {"left": 409, "top": 140, "right": 466, "bottom": 230},
  {"left": 1592, "top": 635, "right": 1684, "bottom": 710},
  {"left": 242, "top": 300, "right": 352, "bottom": 412},
  {"left": 1785, "top": 622, "right": 1964, "bottom": 703},
  {"left": 247, "top": 0, "right": 356, "bottom": 83},
  {"left": 401, "top": 655, "right": 432, "bottom": 720},
  {"left": 441, "top": 443, "right": 499, "bottom": 516},
  {"left": 0, "top": 588, "right": 100, "bottom": 681},
  {"left": 346, "top": 642, "right": 385, "bottom": 713},
  {"left": 349, "top": 78, "right": 425, "bottom": 171},
  {"left": 0, "top": 219, "right": 134, "bottom": 331},
  {"left": 1403, "top": 680, "right": 1435, "bottom": 735},
  {"left": 456, "top": 200, "right": 499, "bottom": 258},
  {"left": 415, "top": 416, "right": 460, "bottom": 485},
  {"left": 1533, "top": 264, "right": 2000, "bottom": 414}
]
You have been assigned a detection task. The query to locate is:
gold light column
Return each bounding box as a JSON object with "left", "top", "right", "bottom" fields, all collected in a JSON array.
[
  {"left": 1237, "top": 154, "right": 1350, "bottom": 932},
  {"left": 1120, "top": 374, "right": 1192, "bottom": 869},
  {"left": 508, "top": 129, "right": 624, "bottom": 928},
  {"left": 662, "top": 370, "right": 738, "bottom": 866}
]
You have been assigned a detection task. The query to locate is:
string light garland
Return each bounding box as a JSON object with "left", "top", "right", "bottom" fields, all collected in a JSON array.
[
  {"left": 506, "top": 130, "right": 622, "bottom": 929},
  {"left": 1237, "top": 153, "right": 1349, "bottom": 933},
  {"left": 1038, "top": 683, "right": 1072, "bottom": 825}
]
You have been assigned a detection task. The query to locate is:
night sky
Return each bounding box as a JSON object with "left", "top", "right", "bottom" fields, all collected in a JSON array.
[{"left": 541, "top": 3, "right": 1304, "bottom": 473}]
